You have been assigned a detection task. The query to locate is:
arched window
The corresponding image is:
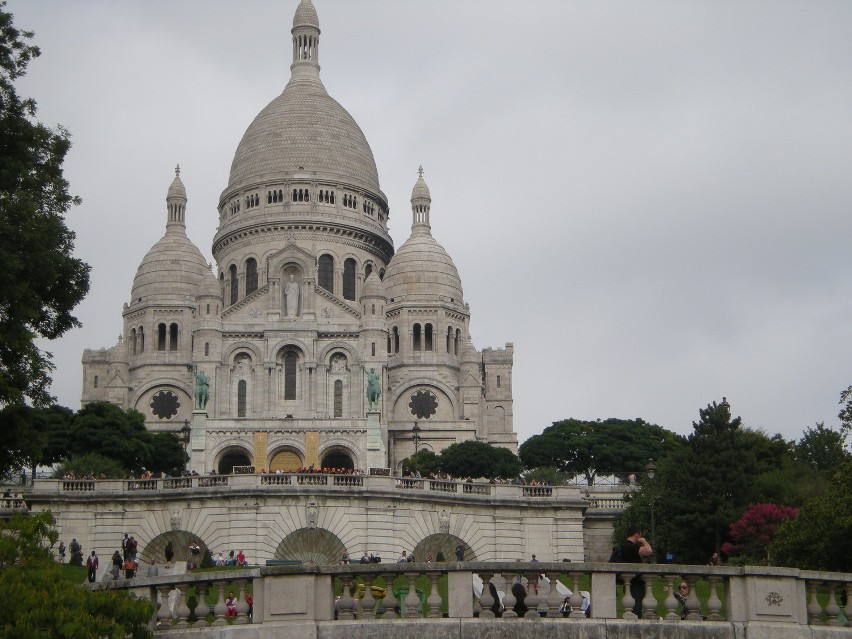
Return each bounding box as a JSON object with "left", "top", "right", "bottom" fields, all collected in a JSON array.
[
  {"left": 93, "top": 375, "right": 98, "bottom": 388},
  {"left": 229, "top": 264, "right": 238, "bottom": 305},
  {"left": 497, "top": 375, "right": 501, "bottom": 389},
  {"left": 245, "top": 258, "right": 258, "bottom": 295},
  {"left": 318, "top": 254, "right": 334, "bottom": 293},
  {"left": 455, "top": 328, "right": 461, "bottom": 355},
  {"left": 371, "top": 342, "right": 376, "bottom": 356},
  {"left": 393, "top": 326, "right": 399, "bottom": 353},
  {"left": 413, "top": 323, "right": 422, "bottom": 351},
  {"left": 343, "top": 258, "right": 356, "bottom": 301},
  {"left": 237, "top": 380, "right": 247, "bottom": 417},
  {"left": 131, "top": 329, "right": 137, "bottom": 355},
  {"left": 204, "top": 342, "right": 209, "bottom": 357},
  {"left": 334, "top": 380, "right": 343, "bottom": 418},
  {"left": 139, "top": 326, "right": 144, "bottom": 352},
  {"left": 169, "top": 323, "right": 178, "bottom": 351},
  {"left": 425, "top": 323, "right": 433, "bottom": 351},
  {"left": 284, "top": 352, "right": 297, "bottom": 400},
  {"left": 447, "top": 326, "right": 452, "bottom": 353},
  {"left": 387, "top": 334, "right": 391, "bottom": 354},
  {"left": 157, "top": 323, "right": 167, "bottom": 351},
  {"left": 365, "top": 262, "right": 373, "bottom": 278}
]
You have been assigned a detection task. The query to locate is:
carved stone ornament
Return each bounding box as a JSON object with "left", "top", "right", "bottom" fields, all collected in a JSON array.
[
  {"left": 439, "top": 509, "right": 450, "bottom": 534},
  {"left": 170, "top": 509, "right": 182, "bottom": 531},
  {"left": 322, "top": 307, "right": 333, "bottom": 318},
  {"left": 306, "top": 498, "right": 318, "bottom": 528},
  {"left": 765, "top": 591, "right": 784, "bottom": 606},
  {"left": 249, "top": 306, "right": 262, "bottom": 318}
]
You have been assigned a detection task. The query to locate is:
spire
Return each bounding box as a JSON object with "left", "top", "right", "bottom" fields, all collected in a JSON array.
[
  {"left": 166, "top": 164, "right": 187, "bottom": 231},
  {"left": 289, "top": 0, "right": 321, "bottom": 84},
  {"left": 410, "top": 166, "right": 431, "bottom": 234}
]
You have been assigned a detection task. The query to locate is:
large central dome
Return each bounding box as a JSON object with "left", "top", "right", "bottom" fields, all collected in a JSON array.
[
  {"left": 222, "top": 0, "right": 381, "bottom": 200},
  {"left": 226, "top": 81, "right": 380, "bottom": 196}
]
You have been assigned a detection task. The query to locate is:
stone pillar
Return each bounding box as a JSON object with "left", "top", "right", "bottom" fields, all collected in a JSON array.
[
  {"left": 189, "top": 411, "right": 207, "bottom": 475},
  {"left": 365, "top": 410, "right": 386, "bottom": 470}
]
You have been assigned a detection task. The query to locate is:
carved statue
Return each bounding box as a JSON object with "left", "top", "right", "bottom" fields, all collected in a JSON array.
[
  {"left": 284, "top": 274, "right": 299, "bottom": 317},
  {"left": 365, "top": 367, "right": 381, "bottom": 411},
  {"left": 193, "top": 368, "right": 210, "bottom": 410}
]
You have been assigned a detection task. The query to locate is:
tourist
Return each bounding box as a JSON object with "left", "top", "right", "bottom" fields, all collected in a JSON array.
[
  {"left": 236, "top": 550, "right": 247, "bottom": 566},
  {"left": 164, "top": 541, "right": 174, "bottom": 567},
  {"left": 455, "top": 543, "right": 465, "bottom": 561},
  {"left": 225, "top": 591, "right": 238, "bottom": 617},
  {"left": 708, "top": 552, "right": 721, "bottom": 566},
  {"left": 57, "top": 541, "right": 66, "bottom": 563},
  {"left": 110, "top": 550, "right": 123, "bottom": 579},
  {"left": 215, "top": 551, "right": 226, "bottom": 566},
  {"left": 397, "top": 550, "right": 408, "bottom": 563},
  {"left": 245, "top": 592, "right": 254, "bottom": 619},
  {"left": 360, "top": 551, "right": 370, "bottom": 564},
  {"left": 86, "top": 551, "right": 99, "bottom": 583},
  {"left": 673, "top": 581, "right": 693, "bottom": 619},
  {"left": 123, "top": 556, "right": 137, "bottom": 579},
  {"left": 226, "top": 550, "right": 236, "bottom": 565},
  {"left": 620, "top": 525, "right": 653, "bottom": 617}
]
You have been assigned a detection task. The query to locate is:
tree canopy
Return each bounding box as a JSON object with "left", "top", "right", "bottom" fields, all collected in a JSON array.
[
  {"left": 0, "top": 3, "right": 90, "bottom": 409},
  {"left": 795, "top": 422, "right": 850, "bottom": 472},
  {"left": 438, "top": 440, "right": 522, "bottom": 480},
  {"left": 0, "top": 512, "right": 153, "bottom": 638},
  {"left": 519, "top": 417, "right": 683, "bottom": 484}
]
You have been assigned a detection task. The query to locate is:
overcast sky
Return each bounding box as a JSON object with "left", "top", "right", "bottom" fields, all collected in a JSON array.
[{"left": 10, "top": 0, "right": 852, "bottom": 445}]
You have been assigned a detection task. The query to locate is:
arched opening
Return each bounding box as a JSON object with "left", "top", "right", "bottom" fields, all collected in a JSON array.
[
  {"left": 284, "top": 351, "right": 297, "bottom": 400},
  {"left": 425, "top": 323, "right": 433, "bottom": 351},
  {"left": 274, "top": 528, "right": 346, "bottom": 565},
  {"left": 245, "top": 258, "right": 258, "bottom": 295},
  {"left": 412, "top": 533, "right": 477, "bottom": 563},
  {"left": 217, "top": 448, "right": 252, "bottom": 475},
  {"left": 169, "top": 323, "right": 179, "bottom": 351},
  {"left": 131, "top": 328, "right": 137, "bottom": 355},
  {"left": 237, "top": 380, "right": 247, "bottom": 417},
  {"left": 229, "top": 264, "right": 238, "bottom": 305},
  {"left": 139, "top": 326, "right": 144, "bottom": 352},
  {"left": 139, "top": 530, "right": 211, "bottom": 568},
  {"left": 333, "top": 380, "right": 343, "bottom": 418},
  {"left": 320, "top": 449, "right": 354, "bottom": 471},
  {"left": 269, "top": 449, "right": 302, "bottom": 472},
  {"left": 318, "top": 254, "right": 334, "bottom": 293},
  {"left": 157, "top": 323, "right": 167, "bottom": 351},
  {"left": 413, "top": 323, "right": 422, "bottom": 351},
  {"left": 343, "top": 258, "right": 356, "bottom": 301}
]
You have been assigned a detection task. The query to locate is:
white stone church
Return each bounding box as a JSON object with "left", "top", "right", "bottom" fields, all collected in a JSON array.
[{"left": 80, "top": 0, "right": 517, "bottom": 476}]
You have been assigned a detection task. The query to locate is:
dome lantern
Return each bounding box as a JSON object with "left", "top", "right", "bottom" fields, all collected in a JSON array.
[{"left": 166, "top": 164, "right": 187, "bottom": 230}]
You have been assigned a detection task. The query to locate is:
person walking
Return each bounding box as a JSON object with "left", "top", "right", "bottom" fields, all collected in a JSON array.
[
  {"left": 620, "top": 525, "right": 653, "bottom": 617},
  {"left": 164, "top": 541, "right": 174, "bottom": 567}
]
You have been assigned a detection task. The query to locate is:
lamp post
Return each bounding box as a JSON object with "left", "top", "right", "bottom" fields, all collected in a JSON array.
[
  {"left": 646, "top": 459, "right": 657, "bottom": 563},
  {"left": 412, "top": 423, "right": 421, "bottom": 454}
]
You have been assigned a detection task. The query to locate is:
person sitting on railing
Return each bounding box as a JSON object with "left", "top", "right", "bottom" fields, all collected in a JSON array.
[
  {"left": 225, "top": 591, "right": 238, "bottom": 618},
  {"left": 237, "top": 550, "right": 247, "bottom": 566},
  {"left": 215, "top": 552, "right": 226, "bottom": 566}
]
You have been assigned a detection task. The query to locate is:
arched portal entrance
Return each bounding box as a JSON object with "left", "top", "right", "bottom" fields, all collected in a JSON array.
[
  {"left": 320, "top": 448, "right": 354, "bottom": 470},
  {"left": 139, "top": 530, "right": 210, "bottom": 568},
  {"left": 275, "top": 528, "right": 346, "bottom": 565},
  {"left": 413, "top": 533, "right": 476, "bottom": 563},
  {"left": 217, "top": 447, "right": 251, "bottom": 474}
]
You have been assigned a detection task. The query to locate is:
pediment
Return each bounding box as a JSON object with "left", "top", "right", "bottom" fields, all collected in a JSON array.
[{"left": 267, "top": 240, "right": 315, "bottom": 274}]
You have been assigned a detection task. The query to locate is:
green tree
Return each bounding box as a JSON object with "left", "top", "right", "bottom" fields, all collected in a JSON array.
[
  {"left": 619, "top": 399, "right": 791, "bottom": 564},
  {"left": 401, "top": 449, "right": 441, "bottom": 476},
  {"left": 70, "top": 402, "right": 185, "bottom": 475},
  {"left": 795, "top": 422, "right": 850, "bottom": 472},
  {"left": 0, "top": 404, "right": 43, "bottom": 480},
  {"left": 0, "top": 512, "right": 153, "bottom": 638},
  {"left": 438, "top": 440, "right": 522, "bottom": 480},
  {"left": 0, "top": 3, "right": 90, "bottom": 409},
  {"left": 519, "top": 417, "right": 683, "bottom": 485},
  {"left": 771, "top": 458, "right": 852, "bottom": 572},
  {"left": 55, "top": 453, "right": 127, "bottom": 479}
]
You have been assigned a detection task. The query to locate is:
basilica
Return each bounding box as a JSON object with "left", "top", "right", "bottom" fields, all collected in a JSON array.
[{"left": 80, "top": 0, "right": 517, "bottom": 475}]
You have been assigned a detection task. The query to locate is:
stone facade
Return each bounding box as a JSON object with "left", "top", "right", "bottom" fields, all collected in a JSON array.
[{"left": 81, "top": 0, "right": 517, "bottom": 475}]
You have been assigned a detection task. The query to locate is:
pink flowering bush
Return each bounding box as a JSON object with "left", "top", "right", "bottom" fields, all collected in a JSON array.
[{"left": 722, "top": 503, "right": 798, "bottom": 564}]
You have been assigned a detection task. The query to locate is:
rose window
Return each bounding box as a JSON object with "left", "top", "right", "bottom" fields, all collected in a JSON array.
[{"left": 409, "top": 390, "right": 438, "bottom": 419}]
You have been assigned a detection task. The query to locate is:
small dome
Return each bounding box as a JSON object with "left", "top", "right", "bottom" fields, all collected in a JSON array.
[
  {"left": 361, "top": 270, "right": 384, "bottom": 299},
  {"left": 383, "top": 233, "right": 463, "bottom": 305},
  {"left": 130, "top": 232, "right": 211, "bottom": 304},
  {"left": 167, "top": 166, "right": 186, "bottom": 200},
  {"left": 411, "top": 170, "right": 431, "bottom": 201},
  {"left": 198, "top": 265, "right": 221, "bottom": 299},
  {"left": 293, "top": 0, "right": 319, "bottom": 29}
]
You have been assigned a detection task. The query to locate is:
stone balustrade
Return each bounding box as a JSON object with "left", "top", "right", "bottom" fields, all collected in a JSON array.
[
  {"left": 89, "top": 562, "right": 849, "bottom": 638},
  {"left": 30, "top": 475, "right": 619, "bottom": 507}
]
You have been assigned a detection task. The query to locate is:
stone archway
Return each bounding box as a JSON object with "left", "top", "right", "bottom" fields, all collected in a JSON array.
[
  {"left": 274, "top": 528, "right": 346, "bottom": 565},
  {"left": 217, "top": 447, "right": 252, "bottom": 474},
  {"left": 320, "top": 448, "right": 354, "bottom": 470},
  {"left": 413, "top": 533, "right": 476, "bottom": 563},
  {"left": 139, "top": 530, "right": 210, "bottom": 568},
  {"left": 269, "top": 448, "right": 302, "bottom": 472}
]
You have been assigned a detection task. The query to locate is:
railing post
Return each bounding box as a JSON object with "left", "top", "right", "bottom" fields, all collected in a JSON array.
[
  {"left": 706, "top": 575, "right": 724, "bottom": 621},
  {"left": 684, "top": 575, "right": 702, "bottom": 621},
  {"left": 523, "top": 571, "right": 541, "bottom": 620},
  {"left": 174, "top": 585, "right": 192, "bottom": 628},
  {"left": 544, "top": 571, "right": 562, "bottom": 618},
  {"left": 662, "top": 574, "right": 679, "bottom": 620},
  {"left": 426, "top": 571, "right": 442, "bottom": 618},
  {"left": 380, "top": 571, "right": 397, "bottom": 620},
  {"left": 193, "top": 583, "right": 210, "bottom": 625},
  {"left": 234, "top": 579, "right": 249, "bottom": 624},
  {"left": 806, "top": 580, "right": 823, "bottom": 625},
  {"left": 338, "top": 574, "right": 356, "bottom": 620},
  {"left": 568, "top": 571, "right": 585, "bottom": 619},
  {"left": 478, "top": 572, "right": 496, "bottom": 619},
  {"left": 360, "top": 573, "right": 377, "bottom": 619},
  {"left": 155, "top": 585, "right": 172, "bottom": 629},
  {"left": 824, "top": 582, "right": 840, "bottom": 626},
  {"left": 641, "top": 573, "right": 657, "bottom": 619},
  {"left": 211, "top": 581, "right": 228, "bottom": 626},
  {"left": 404, "top": 571, "right": 420, "bottom": 618},
  {"left": 621, "top": 572, "right": 637, "bottom": 620},
  {"left": 501, "top": 572, "right": 518, "bottom": 619}
]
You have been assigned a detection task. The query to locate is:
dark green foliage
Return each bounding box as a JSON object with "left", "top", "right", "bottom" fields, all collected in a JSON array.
[
  {"left": 438, "top": 440, "right": 522, "bottom": 479},
  {"left": 0, "top": 3, "right": 90, "bottom": 409},
  {"left": 795, "top": 422, "right": 850, "bottom": 472},
  {"left": 0, "top": 512, "right": 154, "bottom": 638},
  {"left": 55, "top": 453, "right": 128, "bottom": 479},
  {"left": 772, "top": 458, "right": 852, "bottom": 572},
  {"left": 519, "top": 417, "right": 683, "bottom": 484},
  {"left": 616, "top": 399, "right": 793, "bottom": 564},
  {"left": 0, "top": 404, "right": 43, "bottom": 480},
  {"left": 401, "top": 449, "right": 441, "bottom": 476}
]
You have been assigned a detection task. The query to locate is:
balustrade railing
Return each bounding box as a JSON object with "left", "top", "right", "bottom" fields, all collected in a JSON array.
[{"left": 87, "top": 562, "right": 849, "bottom": 633}]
